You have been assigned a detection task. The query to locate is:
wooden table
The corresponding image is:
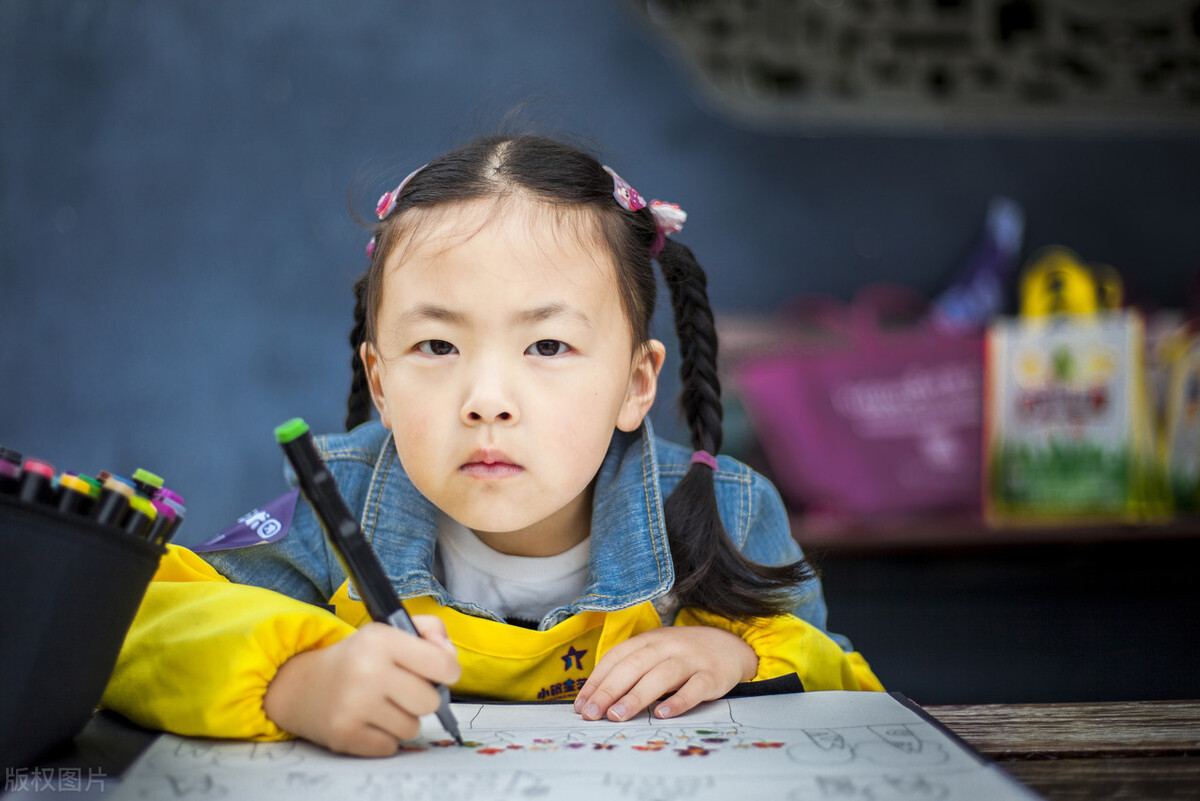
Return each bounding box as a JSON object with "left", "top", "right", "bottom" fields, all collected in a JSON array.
[{"left": 926, "top": 700, "right": 1200, "bottom": 800}]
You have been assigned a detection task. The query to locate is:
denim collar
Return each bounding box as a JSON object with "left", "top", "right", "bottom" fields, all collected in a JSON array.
[{"left": 356, "top": 420, "right": 675, "bottom": 629}]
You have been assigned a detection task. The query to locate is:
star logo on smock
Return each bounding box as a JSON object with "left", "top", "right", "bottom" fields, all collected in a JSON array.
[{"left": 561, "top": 646, "right": 587, "bottom": 671}]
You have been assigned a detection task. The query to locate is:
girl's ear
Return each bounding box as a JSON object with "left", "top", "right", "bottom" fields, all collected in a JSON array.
[
  {"left": 359, "top": 342, "right": 393, "bottom": 430},
  {"left": 617, "top": 339, "right": 666, "bottom": 432}
]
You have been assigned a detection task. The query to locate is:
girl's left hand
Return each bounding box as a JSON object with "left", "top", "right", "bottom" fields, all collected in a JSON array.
[{"left": 573, "top": 626, "right": 758, "bottom": 722}]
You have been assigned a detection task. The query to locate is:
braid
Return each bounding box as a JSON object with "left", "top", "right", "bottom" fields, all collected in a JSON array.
[
  {"left": 656, "top": 239, "right": 813, "bottom": 619},
  {"left": 345, "top": 271, "right": 373, "bottom": 431},
  {"left": 657, "top": 240, "right": 722, "bottom": 456}
]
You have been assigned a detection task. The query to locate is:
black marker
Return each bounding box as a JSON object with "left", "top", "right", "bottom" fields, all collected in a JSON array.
[
  {"left": 19, "top": 459, "right": 56, "bottom": 506},
  {"left": 144, "top": 499, "right": 177, "bottom": 544},
  {"left": 57, "top": 473, "right": 97, "bottom": 517},
  {"left": 132, "top": 468, "right": 164, "bottom": 499},
  {"left": 0, "top": 458, "right": 21, "bottom": 496},
  {"left": 153, "top": 487, "right": 186, "bottom": 545},
  {"left": 0, "top": 446, "right": 22, "bottom": 496},
  {"left": 121, "top": 495, "right": 156, "bottom": 538},
  {"left": 92, "top": 475, "right": 134, "bottom": 527},
  {"left": 274, "top": 417, "right": 463, "bottom": 745}
]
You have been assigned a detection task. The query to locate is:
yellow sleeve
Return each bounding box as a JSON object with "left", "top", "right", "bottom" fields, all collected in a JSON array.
[
  {"left": 673, "top": 607, "right": 884, "bottom": 692},
  {"left": 100, "top": 545, "right": 357, "bottom": 741}
]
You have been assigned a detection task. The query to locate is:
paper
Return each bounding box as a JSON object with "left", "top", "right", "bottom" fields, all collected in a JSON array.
[{"left": 110, "top": 692, "right": 1039, "bottom": 800}]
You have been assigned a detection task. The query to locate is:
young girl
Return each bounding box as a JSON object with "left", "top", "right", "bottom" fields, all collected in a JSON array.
[{"left": 102, "top": 134, "right": 882, "bottom": 758}]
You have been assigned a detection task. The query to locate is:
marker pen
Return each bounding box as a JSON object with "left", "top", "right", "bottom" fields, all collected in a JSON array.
[
  {"left": 110, "top": 475, "right": 137, "bottom": 492},
  {"left": 0, "top": 459, "right": 21, "bottom": 496},
  {"left": 274, "top": 417, "right": 463, "bottom": 745},
  {"left": 0, "top": 447, "right": 21, "bottom": 469},
  {"left": 144, "top": 499, "right": 177, "bottom": 544},
  {"left": 156, "top": 487, "right": 184, "bottom": 507},
  {"left": 19, "top": 459, "right": 56, "bottom": 506},
  {"left": 78, "top": 474, "right": 103, "bottom": 498},
  {"left": 153, "top": 487, "right": 186, "bottom": 544},
  {"left": 132, "top": 468, "right": 164, "bottom": 499},
  {"left": 92, "top": 476, "right": 134, "bottom": 527},
  {"left": 57, "top": 473, "right": 97, "bottom": 517},
  {"left": 122, "top": 495, "right": 157, "bottom": 538}
]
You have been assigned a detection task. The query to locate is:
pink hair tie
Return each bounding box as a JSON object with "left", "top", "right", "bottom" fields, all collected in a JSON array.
[
  {"left": 602, "top": 166, "right": 687, "bottom": 259},
  {"left": 603, "top": 165, "right": 646, "bottom": 212},
  {"left": 366, "top": 163, "right": 428, "bottom": 259},
  {"left": 690, "top": 450, "right": 718, "bottom": 470},
  {"left": 648, "top": 199, "right": 686, "bottom": 257}
]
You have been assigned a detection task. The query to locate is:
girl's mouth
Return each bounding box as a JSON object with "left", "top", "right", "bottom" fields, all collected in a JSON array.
[{"left": 460, "top": 462, "right": 524, "bottom": 479}]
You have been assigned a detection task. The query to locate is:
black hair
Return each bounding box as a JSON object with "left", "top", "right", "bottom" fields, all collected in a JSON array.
[{"left": 344, "top": 134, "right": 812, "bottom": 619}]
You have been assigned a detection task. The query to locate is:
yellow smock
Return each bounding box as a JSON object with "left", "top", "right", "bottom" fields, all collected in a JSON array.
[{"left": 101, "top": 546, "right": 882, "bottom": 741}]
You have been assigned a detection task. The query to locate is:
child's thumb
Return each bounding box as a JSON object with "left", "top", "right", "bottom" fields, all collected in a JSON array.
[{"left": 413, "top": 614, "right": 456, "bottom": 655}]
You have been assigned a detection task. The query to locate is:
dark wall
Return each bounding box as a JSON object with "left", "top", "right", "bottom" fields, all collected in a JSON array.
[
  {"left": 5, "top": 1, "right": 1198, "bottom": 542},
  {"left": 816, "top": 539, "right": 1200, "bottom": 704},
  {"left": 2, "top": 2, "right": 1198, "bottom": 702}
]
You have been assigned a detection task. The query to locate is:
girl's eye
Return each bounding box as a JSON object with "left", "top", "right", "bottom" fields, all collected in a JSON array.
[
  {"left": 417, "top": 340, "right": 457, "bottom": 356},
  {"left": 527, "top": 339, "right": 570, "bottom": 357}
]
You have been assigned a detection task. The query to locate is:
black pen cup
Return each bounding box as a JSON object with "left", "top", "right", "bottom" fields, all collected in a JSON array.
[{"left": 0, "top": 493, "right": 164, "bottom": 770}]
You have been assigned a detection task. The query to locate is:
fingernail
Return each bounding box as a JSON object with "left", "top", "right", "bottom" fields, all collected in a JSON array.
[
  {"left": 609, "top": 703, "right": 626, "bottom": 721},
  {"left": 584, "top": 703, "right": 599, "bottom": 719},
  {"left": 655, "top": 703, "right": 671, "bottom": 718}
]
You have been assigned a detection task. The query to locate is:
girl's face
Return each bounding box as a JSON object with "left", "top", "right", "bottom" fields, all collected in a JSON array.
[{"left": 362, "top": 199, "right": 665, "bottom": 557}]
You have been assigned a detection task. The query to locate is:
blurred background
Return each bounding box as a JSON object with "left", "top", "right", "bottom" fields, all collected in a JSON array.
[{"left": 2, "top": 1, "right": 1198, "bottom": 705}]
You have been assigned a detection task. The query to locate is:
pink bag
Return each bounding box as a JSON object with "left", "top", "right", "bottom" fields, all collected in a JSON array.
[{"left": 732, "top": 285, "right": 984, "bottom": 521}]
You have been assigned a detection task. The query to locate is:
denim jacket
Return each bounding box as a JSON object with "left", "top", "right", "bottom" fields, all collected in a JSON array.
[
  {"left": 200, "top": 419, "right": 849, "bottom": 650},
  {"left": 100, "top": 420, "right": 881, "bottom": 739}
]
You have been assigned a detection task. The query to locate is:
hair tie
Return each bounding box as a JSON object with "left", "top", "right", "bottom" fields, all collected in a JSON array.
[
  {"left": 602, "top": 166, "right": 687, "bottom": 259},
  {"left": 690, "top": 450, "right": 718, "bottom": 471},
  {"left": 648, "top": 200, "right": 686, "bottom": 257},
  {"left": 602, "top": 165, "right": 646, "bottom": 212},
  {"left": 366, "top": 163, "right": 428, "bottom": 259}
]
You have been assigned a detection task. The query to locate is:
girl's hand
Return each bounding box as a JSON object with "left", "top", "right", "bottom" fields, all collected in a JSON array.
[
  {"left": 263, "top": 616, "right": 460, "bottom": 757},
  {"left": 573, "top": 626, "right": 757, "bottom": 722}
]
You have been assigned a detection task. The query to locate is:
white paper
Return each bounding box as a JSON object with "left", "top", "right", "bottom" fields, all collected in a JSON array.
[{"left": 110, "top": 692, "right": 1040, "bottom": 800}]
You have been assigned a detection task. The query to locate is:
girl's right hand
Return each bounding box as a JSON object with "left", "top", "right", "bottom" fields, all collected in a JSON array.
[{"left": 263, "top": 616, "right": 461, "bottom": 757}]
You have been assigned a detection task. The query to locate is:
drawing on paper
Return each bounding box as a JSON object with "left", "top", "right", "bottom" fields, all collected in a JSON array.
[{"left": 112, "top": 693, "right": 1038, "bottom": 801}]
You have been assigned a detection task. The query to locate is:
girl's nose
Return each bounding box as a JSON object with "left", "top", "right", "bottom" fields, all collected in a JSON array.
[
  {"left": 463, "top": 405, "right": 514, "bottom": 424},
  {"left": 461, "top": 369, "right": 518, "bottom": 426}
]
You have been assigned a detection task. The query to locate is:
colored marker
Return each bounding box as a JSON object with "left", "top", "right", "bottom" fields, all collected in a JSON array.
[
  {"left": 153, "top": 487, "right": 186, "bottom": 544},
  {"left": 0, "top": 459, "right": 21, "bottom": 496},
  {"left": 92, "top": 476, "right": 134, "bottom": 526},
  {"left": 274, "top": 417, "right": 464, "bottom": 745},
  {"left": 156, "top": 501, "right": 184, "bottom": 544},
  {"left": 78, "top": 474, "right": 103, "bottom": 498},
  {"left": 0, "top": 447, "right": 21, "bottom": 467},
  {"left": 132, "top": 468, "right": 164, "bottom": 499},
  {"left": 122, "top": 495, "right": 157, "bottom": 538},
  {"left": 57, "top": 473, "right": 98, "bottom": 517},
  {"left": 155, "top": 487, "right": 184, "bottom": 506},
  {"left": 19, "top": 459, "right": 56, "bottom": 506},
  {"left": 144, "top": 499, "right": 177, "bottom": 544}
]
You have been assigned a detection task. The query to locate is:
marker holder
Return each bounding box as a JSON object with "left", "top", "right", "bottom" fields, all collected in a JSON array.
[{"left": 0, "top": 493, "right": 165, "bottom": 770}]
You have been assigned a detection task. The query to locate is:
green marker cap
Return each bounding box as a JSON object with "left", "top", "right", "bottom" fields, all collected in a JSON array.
[
  {"left": 132, "top": 468, "right": 164, "bottom": 489},
  {"left": 128, "top": 495, "right": 157, "bottom": 519},
  {"left": 275, "top": 417, "right": 310, "bottom": 444},
  {"left": 79, "top": 475, "right": 103, "bottom": 498}
]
